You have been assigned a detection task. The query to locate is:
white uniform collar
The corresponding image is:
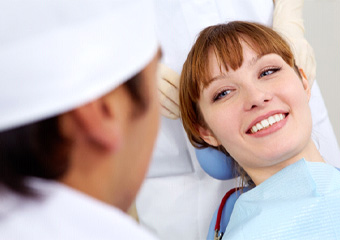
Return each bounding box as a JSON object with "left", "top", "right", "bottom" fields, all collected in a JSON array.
[{"left": 0, "top": 178, "right": 158, "bottom": 239}]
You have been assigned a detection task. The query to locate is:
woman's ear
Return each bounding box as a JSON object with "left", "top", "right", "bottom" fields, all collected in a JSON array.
[
  {"left": 197, "top": 125, "right": 220, "bottom": 147},
  {"left": 299, "top": 68, "right": 311, "bottom": 100},
  {"left": 71, "top": 98, "right": 122, "bottom": 152}
]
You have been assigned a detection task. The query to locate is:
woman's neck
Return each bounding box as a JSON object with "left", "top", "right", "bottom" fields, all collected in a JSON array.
[{"left": 245, "top": 139, "right": 324, "bottom": 186}]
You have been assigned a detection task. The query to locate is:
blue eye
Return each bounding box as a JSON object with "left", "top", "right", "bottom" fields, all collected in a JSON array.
[
  {"left": 213, "top": 89, "right": 232, "bottom": 102},
  {"left": 259, "top": 67, "right": 281, "bottom": 78}
]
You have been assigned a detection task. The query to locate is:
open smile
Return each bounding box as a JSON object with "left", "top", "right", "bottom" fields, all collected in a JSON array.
[{"left": 246, "top": 113, "right": 289, "bottom": 134}]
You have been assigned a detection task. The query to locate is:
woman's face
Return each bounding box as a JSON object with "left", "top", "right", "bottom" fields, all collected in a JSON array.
[{"left": 198, "top": 42, "right": 312, "bottom": 178}]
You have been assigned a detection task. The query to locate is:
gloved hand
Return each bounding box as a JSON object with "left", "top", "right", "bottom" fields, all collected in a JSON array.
[
  {"left": 273, "top": 0, "right": 316, "bottom": 85},
  {"left": 157, "top": 63, "right": 180, "bottom": 119}
]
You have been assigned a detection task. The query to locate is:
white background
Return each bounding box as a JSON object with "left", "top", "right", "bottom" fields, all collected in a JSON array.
[{"left": 304, "top": 0, "right": 340, "bottom": 147}]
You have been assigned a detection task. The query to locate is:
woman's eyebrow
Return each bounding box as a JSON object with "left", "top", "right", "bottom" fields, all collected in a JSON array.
[
  {"left": 207, "top": 55, "right": 263, "bottom": 84},
  {"left": 206, "top": 74, "right": 229, "bottom": 88},
  {"left": 205, "top": 54, "right": 267, "bottom": 89},
  {"left": 247, "top": 54, "right": 263, "bottom": 68}
]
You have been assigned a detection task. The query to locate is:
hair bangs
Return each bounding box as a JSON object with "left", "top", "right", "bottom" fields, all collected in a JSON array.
[{"left": 179, "top": 21, "right": 296, "bottom": 149}]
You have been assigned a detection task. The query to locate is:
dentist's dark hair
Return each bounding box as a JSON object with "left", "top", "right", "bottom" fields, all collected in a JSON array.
[{"left": 0, "top": 72, "right": 149, "bottom": 197}]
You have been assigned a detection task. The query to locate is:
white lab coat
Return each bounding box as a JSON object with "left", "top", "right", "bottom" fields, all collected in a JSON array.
[
  {"left": 0, "top": 178, "right": 158, "bottom": 240},
  {"left": 136, "top": 1, "right": 340, "bottom": 239}
]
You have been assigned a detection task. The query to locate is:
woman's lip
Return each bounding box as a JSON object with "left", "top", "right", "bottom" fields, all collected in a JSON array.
[
  {"left": 247, "top": 113, "right": 289, "bottom": 137},
  {"left": 246, "top": 110, "right": 288, "bottom": 133}
]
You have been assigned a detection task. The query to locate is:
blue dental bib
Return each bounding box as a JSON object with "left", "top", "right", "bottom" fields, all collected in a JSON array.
[{"left": 223, "top": 159, "right": 340, "bottom": 240}]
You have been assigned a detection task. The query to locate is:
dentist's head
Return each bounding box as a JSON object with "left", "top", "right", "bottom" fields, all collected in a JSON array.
[{"left": 0, "top": 0, "right": 160, "bottom": 211}]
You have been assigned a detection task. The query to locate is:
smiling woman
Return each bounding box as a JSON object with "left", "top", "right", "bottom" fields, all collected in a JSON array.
[
  {"left": 179, "top": 21, "right": 340, "bottom": 239},
  {"left": 180, "top": 21, "right": 311, "bottom": 187}
]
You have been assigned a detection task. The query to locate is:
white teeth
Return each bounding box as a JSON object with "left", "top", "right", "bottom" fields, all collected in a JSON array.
[
  {"left": 274, "top": 114, "right": 281, "bottom": 122},
  {"left": 261, "top": 119, "right": 270, "bottom": 128},
  {"left": 250, "top": 113, "right": 286, "bottom": 133},
  {"left": 268, "top": 116, "right": 275, "bottom": 125},
  {"left": 256, "top": 123, "right": 263, "bottom": 130},
  {"left": 252, "top": 125, "right": 258, "bottom": 133}
]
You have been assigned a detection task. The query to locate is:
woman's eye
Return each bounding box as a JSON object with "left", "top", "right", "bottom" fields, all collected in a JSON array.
[
  {"left": 213, "top": 89, "right": 232, "bottom": 102},
  {"left": 259, "top": 67, "right": 281, "bottom": 78}
]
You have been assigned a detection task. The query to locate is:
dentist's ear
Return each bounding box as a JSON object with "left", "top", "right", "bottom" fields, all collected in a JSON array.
[
  {"left": 69, "top": 97, "right": 123, "bottom": 152},
  {"left": 299, "top": 68, "right": 311, "bottom": 100},
  {"left": 197, "top": 125, "right": 220, "bottom": 147}
]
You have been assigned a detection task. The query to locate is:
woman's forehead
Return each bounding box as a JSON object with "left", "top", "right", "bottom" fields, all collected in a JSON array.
[
  {"left": 204, "top": 51, "right": 285, "bottom": 91},
  {"left": 195, "top": 30, "right": 294, "bottom": 92}
]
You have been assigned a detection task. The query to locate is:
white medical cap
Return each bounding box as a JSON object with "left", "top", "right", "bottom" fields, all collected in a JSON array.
[{"left": 0, "top": 0, "right": 158, "bottom": 132}]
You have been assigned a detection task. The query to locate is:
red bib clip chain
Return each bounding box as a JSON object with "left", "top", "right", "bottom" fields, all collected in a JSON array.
[{"left": 214, "top": 188, "right": 238, "bottom": 240}]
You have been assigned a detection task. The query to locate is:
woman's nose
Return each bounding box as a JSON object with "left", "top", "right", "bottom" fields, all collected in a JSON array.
[{"left": 243, "top": 84, "right": 273, "bottom": 111}]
